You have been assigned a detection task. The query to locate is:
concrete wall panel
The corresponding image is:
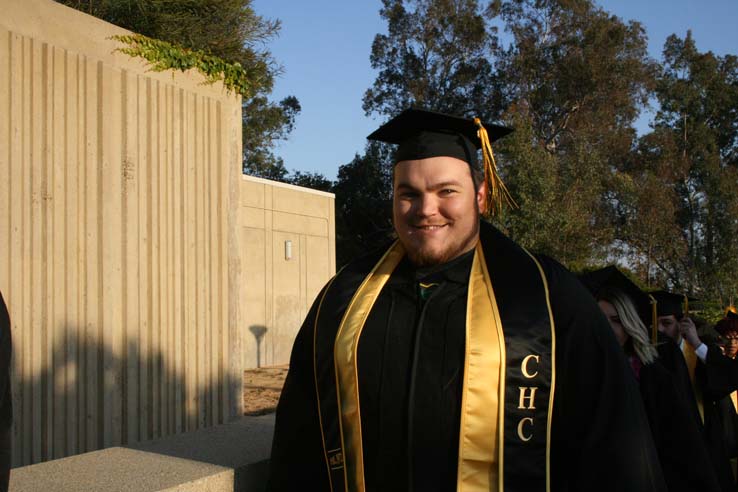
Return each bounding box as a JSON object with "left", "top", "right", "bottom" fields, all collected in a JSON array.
[
  {"left": 239, "top": 176, "right": 335, "bottom": 369},
  {"left": 0, "top": 0, "right": 244, "bottom": 467},
  {"left": 272, "top": 211, "right": 328, "bottom": 237}
]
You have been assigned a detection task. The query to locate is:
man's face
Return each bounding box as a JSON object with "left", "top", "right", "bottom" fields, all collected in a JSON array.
[
  {"left": 723, "top": 334, "right": 738, "bottom": 358},
  {"left": 657, "top": 315, "right": 680, "bottom": 342},
  {"left": 393, "top": 156, "right": 484, "bottom": 267}
]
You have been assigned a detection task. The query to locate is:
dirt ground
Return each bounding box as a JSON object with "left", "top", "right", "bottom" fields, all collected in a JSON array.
[{"left": 243, "top": 365, "right": 289, "bottom": 416}]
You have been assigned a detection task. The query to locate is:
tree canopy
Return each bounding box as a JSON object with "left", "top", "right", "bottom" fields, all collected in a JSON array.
[
  {"left": 335, "top": 0, "right": 737, "bottom": 308},
  {"left": 618, "top": 32, "right": 738, "bottom": 304},
  {"left": 58, "top": 0, "right": 302, "bottom": 178}
]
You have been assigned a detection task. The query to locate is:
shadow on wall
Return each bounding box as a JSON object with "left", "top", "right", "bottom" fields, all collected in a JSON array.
[
  {"left": 248, "top": 326, "right": 267, "bottom": 368},
  {"left": 12, "top": 328, "right": 237, "bottom": 468}
]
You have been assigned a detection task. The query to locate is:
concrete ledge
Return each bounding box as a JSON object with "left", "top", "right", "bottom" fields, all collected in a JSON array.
[{"left": 10, "top": 415, "right": 275, "bottom": 492}]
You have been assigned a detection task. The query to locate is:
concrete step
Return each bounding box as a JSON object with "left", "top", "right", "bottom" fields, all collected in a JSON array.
[{"left": 10, "top": 414, "right": 275, "bottom": 492}]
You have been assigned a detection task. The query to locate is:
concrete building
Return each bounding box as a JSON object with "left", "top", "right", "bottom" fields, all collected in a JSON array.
[{"left": 0, "top": 0, "right": 335, "bottom": 469}]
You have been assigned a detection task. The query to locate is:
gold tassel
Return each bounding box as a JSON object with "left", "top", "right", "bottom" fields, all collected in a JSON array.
[
  {"left": 474, "top": 117, "right": 517, "bottom": 216},
  {"left": 649, "top": 294, "right": 658, "bottom": 344},
  {"left": 683, "top": 294, "right": 689, "bottom": 316}
]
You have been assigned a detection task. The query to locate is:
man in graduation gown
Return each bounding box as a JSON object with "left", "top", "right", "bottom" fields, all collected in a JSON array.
[
  {"left": 651, "top": 291, "right": 704, "bottom": 426},
  {"left": 266, "top": 109, "right": 666, "bottom": 492}
]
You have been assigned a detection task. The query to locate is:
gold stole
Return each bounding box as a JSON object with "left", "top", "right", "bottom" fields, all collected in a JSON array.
[
  {"left": 458, "top": 242, "right": 505, "bottom": 491},
  {"left": 681, "top": 342, "right": 705, "bottom": 423},
  {"left": 333, "top": 241, "right": 505, "bottom": 492}
]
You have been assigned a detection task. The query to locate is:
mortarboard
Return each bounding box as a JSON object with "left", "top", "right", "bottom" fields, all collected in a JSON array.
[
  {"left": 715, "top": 312, "right": 738, "bottom": 337},
  {"left": 579, "top": 266, "right": 655, "bottom": 341},
  {"left": 367, "top": 108, "right": 514, "bottom": 216},
  {"left": 579, "top": 266, "right": 650, "bottom": 319},
  {"left": 649, "top": 290, "right": 701, "bottom": 343},
  {"left": 650, "top": 291, "right": 692, "bottom": 318}
]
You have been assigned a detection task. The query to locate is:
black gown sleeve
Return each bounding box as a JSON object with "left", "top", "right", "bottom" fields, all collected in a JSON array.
[
  {"left": 697, "top": 347, "right": 738, "bottom": 490},
  {"left": 266, "top": 284, "right": 331, "bottom": 492},
  {"left": 0, "top": 292, "right": 11, "bottom": 429},
  {"left": 657, "top": 341, "right": 703, "bottom": 426},
  {"left": 537, "top": 256, "right": 667, "bottom": 492}
]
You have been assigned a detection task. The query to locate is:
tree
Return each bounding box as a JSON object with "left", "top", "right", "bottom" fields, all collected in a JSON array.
[
  {"left": 494, "top": 0, "right": 656, "bottom": 266},
  {"left": 288, "top": 170, "right": 334, "bottom": 193},
  {"left": 364, "top": 0, "right": 502, "bottom": 120},
  {"left": 57, "top": 0, "right": 301, "bottom": 179},
  {"left": 333, "top": 143, "right": 395, "bottom": 267},
  {"left": 622, "top": 32, "right": 738, "bottom": 300},
  {"left": 242, "top": 95, "right": 301, "bottom": 179},
  {"left": 613, "top": 129, "right": 687, "bottom": 289},
  {"left": 497, "top": 109, "right": 610, "bottom": 269}
]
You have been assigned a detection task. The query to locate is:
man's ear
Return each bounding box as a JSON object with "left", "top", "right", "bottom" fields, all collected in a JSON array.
[{"left": 476, "top": 180, "right": 487, "bottom": 212}]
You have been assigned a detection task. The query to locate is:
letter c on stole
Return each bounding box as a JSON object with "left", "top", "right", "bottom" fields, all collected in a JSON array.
[
  {"left": 522, "top": 354, "right": 540, "bottom": 379},
  {"left": 517, "top": 417, "right": 534, "bottom": 441}
]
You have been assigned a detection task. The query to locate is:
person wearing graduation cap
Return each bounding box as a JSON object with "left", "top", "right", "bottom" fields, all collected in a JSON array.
[
  {"left": 681, "top": 307, "right": 738, "bottom": 491},
  {"left": 714, "top": 309, "right": 738, "bottom": 359},
  {"left": 580, "top": 267, "right": 721, "bottom": 492},
  {"left": 652, "top": 292, "right": 738, "bottom": 491},
  {"left": 266, "top": 109, "right": 666, "bottom": 492},
  {"left": 650, "top": 291, "right": 704, "bottom": 424}
]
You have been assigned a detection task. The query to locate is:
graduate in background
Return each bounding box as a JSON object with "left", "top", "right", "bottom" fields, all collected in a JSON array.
[
  {"left": 651, "top": 291, "right": 704, "bottom": 426},
  {"left": 581, "top": 267, "right": 720, "bottom": 492},
  {"left": 0, "top": 292, "right": 11, "bottom": 492},
  {"left": 681, "top": 308, "right": 738, "bottom": 491},
  {"left": 267, "top": 109, "right": 666, "bottom": 492}
]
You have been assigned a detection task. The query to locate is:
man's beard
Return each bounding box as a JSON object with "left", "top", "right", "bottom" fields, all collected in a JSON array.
[{"left": 401, "top": 220, "right": 480, "bottom": 267}]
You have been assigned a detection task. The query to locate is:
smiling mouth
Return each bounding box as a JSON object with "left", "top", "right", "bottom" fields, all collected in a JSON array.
[{"left": 412, "top": 224, "right": 447, "bottom": 231}]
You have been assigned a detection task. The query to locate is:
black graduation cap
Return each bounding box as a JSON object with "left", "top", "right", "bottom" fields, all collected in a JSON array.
[
  {"left": 716, "top": 306, "right": 738, "bottom": 336},
  {"left": 649, "top": 291, "right": 696, "bottom": 318},
  {"left": 578, "top": 266, "right": 650, "bottom": 322},
  {"left": 367, "top": 108, "right": 512, "bottom": 166},
  {"left": 367, "top": 108, "right": 515, "bottom": 216}
]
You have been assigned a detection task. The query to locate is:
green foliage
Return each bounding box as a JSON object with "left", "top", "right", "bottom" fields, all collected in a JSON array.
[
  {"left": 356, "top": 0, "right": 656, "bottom": 268},
  {"left": 614, "top": 128, "right": 688, "bottom": 289},
  {"left": 288, "top": 171, "right": 334, "bottom": 193},
  {"left": 620, "top": 31, "right": 738, "bottom": 301},
  {"left": 112, "top": 34, "right": 259, "bottom": 98},
  {"left": 496, "top": 0, "right": 655, "bottom": 153},
  {"left": 493, "top": 0, "right": 655, "bottom": 264},
  {"left": 364, "top": 0, "right": 502, "bottom": 119},
  {"left": 59, "top": 0, "right": 280, "bottom": 74},
  {"left": 333, "top": 143, "right": 395, "bottom": 267},
  {"left": 242, "top": 95, "right": 301, "bottom": 178},
  {"left": 497, "top": 109, "right": 610, "bottom": 269}
]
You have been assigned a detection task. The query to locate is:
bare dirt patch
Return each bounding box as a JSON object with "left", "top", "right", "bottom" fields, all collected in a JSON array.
[{"left": 243, "top": 365, "right": 288, "bottom": 416}]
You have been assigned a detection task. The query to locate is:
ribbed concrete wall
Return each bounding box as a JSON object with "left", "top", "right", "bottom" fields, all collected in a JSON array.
[
  {"left": 239, "top": 176, "right": 335, "bottom": 369},
  {"left": 0, "top": 0, "right": 244, "bottom": 467}
]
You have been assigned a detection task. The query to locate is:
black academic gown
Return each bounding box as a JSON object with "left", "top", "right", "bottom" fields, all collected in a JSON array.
[
  {"left": 267, "top": 225, "right": 665, "bottom": 492},
  {"left": 0, "top": 292, "right": 12, "bottom": 492},
  {"left": 698, "top": 346, "right": 738, "bottom": 491},
  {"left": 637, "top": 359, "right": 721, "bottom": 492},
  {"left": 658, "top": 341, "right": 738, "bottom": 491},
  {"left": 656, "top": 341, "right": 702, "bottom": 426}
]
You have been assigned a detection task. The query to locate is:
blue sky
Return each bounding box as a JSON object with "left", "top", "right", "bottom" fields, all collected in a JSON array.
[{"left": 252, "top": 0, "right": 738, "bottom": 181}]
